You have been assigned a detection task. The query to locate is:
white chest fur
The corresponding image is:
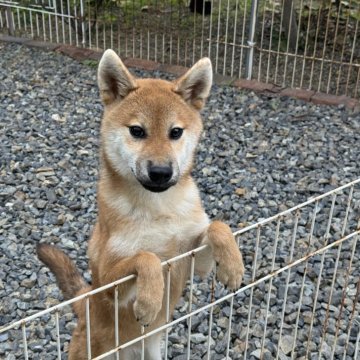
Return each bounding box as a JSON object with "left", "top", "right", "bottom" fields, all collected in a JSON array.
[
  {"left": 106, "top": 182, "right": 209, "bottom": 260},
  {"left": 108, "top": 212, "right": 209, "bottom": 260}
]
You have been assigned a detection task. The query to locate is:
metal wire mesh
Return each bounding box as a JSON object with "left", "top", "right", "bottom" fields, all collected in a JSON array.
[
  {"left": 1, "top": 178, "right": 359, "bottom": 359},
  {"left": 0, "top": 0, "right": 359, "bottom": 98}
]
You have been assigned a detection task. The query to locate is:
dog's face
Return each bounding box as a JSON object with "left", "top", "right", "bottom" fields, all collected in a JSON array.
[{"left": 98, "top": 50, "right": 212, "bottom": 192}]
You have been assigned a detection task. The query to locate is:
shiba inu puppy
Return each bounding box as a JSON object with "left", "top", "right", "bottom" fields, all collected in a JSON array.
[{"left": 37, "top": 50, "right": 244, "bottom": 359}]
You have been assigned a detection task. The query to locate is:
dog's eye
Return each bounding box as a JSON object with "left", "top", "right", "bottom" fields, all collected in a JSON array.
[
  {"left": 129, "top": 126, "right": 146, "bottom": 139},
  {"left": 169, "top": 127, "right": 183, "bottom": 140}
]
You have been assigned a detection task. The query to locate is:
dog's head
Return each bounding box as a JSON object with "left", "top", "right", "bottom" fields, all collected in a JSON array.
[{"left": 98, "top": 50, "right": 212, "bottom": 193}]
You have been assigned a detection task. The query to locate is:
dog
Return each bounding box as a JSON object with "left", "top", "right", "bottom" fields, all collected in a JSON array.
[{"left": 37, "top": 50, "right": 245, "bottom": 359}]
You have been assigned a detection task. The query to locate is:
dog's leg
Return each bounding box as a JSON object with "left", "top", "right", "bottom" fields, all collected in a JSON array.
[
  {"left": 145, "top": 333, "right": 162, "bottom": 359},
  {"left": 120, "top": 345, "right": 140, "bottom": 360},
  {"left": 99, "top": 251, "right": 164, "bottom": 326},
  {"left": 194, "top": 221, "right": 244, "bottom": 289}
]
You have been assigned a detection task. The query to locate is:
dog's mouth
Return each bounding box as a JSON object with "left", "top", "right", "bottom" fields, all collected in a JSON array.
[{"left": 141, "top": 182, "right": 175, "bottom": 193}]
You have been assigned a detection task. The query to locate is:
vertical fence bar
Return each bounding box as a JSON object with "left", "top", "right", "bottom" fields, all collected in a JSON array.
[
  {"left": 200, "top": 0, "right": 205, "bottom": 59},
  {"left": 335, "top": 0, "right": 352, "bottom": 95},
  {"left": 260, "top": 218, "right": 281, "bottom": 357},
  {"left": 257, "top": 0, "right": 267, "bottom": 82},
  {"left": 60, "top": 0, "right": 65, "bottom": 43},
  {"left": 291, "top": 0, "right": 304, "bottom": 88},
  {"left": 238, "top": 0, "right": 248, "bottom": 78},
  {"left": 74, "top": 1, "right": 79, "bottom": 47},
  {"left": 308, "top": 3, "right": 322, "bottom": 91},
  {"left": 141, "top": 326, "right": 145, "bottom": 360},
  {"left": 88, "top": 0, "right": 92, "bottom": 49},
  {"left": 0, "top": 9, "right": 3, "bottom": 28},
  {"left": 132, "top": 0, "right": 136, "bottom": 60},
  {"left": 317, "top": 0, "right": 332, "bottom": 92},
  {"left": 192, "top": 0, "right": 197, "bottom": 65},
  {"left": 35, "top": 7, "right": 40, "bottom": 37},
  {"left": 345, "top": 17, "right": 359, "bottom": 96},
  {"left": 274, "top": 0, "right": 285, "bottom": 84},
  {"left": 282, "top": 0, "right": 296, "bottom": 87},
  {"left": 114, "top": 285, "right": 120, "bottom": 360},
  {"left": 102, "top": 5, "right": 106, "bottom": 49},
  {"left": 30, "top": 10, "right": 34, "bottom": 38},
  {"left": 354, "top": 66, "right": 360, "bottom": 98},
  {"left": 95, "top": 3, "right": 99, "bottom": 50},
  {"left": 207, "top": 0, "right": 213, "bottom": 58},
  {"left": 326, "top": 1, "right": 342, "bottom": 94},
  {"left": 5, "top": 7, "right": 14, "bottom": 35},
  {"left": 80, "top": 0, "right": 85, "bottom": 47},
  {"left": 110, "top": 17, "right": 113, "bottom": 50},
  {"left": 342, "top": 279, "right": 360, "bottom": 360},
  {"left": 16, "top": 7, "right": 20, "bottom": 30},
  {"left": 169, "top": 0, "right": 173, "bottom": 64},
  {"left": 146, "top": 2, "right": 149, "bottom": 61},
  {"left": 354, "top": 319, "right": 360, "bottom": 359},
  {"left": 140, "top": 0, "right": 144, "bottom": 59},
  {"left": 215, "top": 0, "right": 222, "bottom": 73},
  {"left": 55, "top": 310, "right": 62, "bottom": 360},
  {"left": 86, "top": 297, "right": 91, "bottom": 360},
  {"left": 22, "top": 322, "right": 29, "bottom": 360},
  {"left": 305, "top": 195, "right": 336, "bottom": 358},
  {"left": 290, "top": 202, "right": 319, "bottom": 358},
  {"left": 266, "top": 0, "right": 276, "bottom": 83},
  {"left": 206, "top": 302, "right": 215, "bottom": 359},
  {"left": 186, "top": 254, "right": 196, "bottom": 360},
  {"left": 41, "top": 3, "right": 46, "bottom": 41},
  {"left": 48, "top": 0, "right": 52, "bottom": 43},
  {"left": 11, "top": 9, "right": 15, "bottom": 32},
  {"left": 222, "top": 0, "right": 230, "bottom": 76},
  {"left": 244, "top": 225, "right": 262, "bottom": 359},
  {"left": 230, "top": 0, "right": 239, "bottom": 77},
  {"left": 0, "top": 8, "right": 5, "bottom": 28},
  {"left": 225, "top": 296, "right": 234, "bottom": 359},
  {"left": 161, "top": 0, "right": 165, "bottom": 64},
  {"left": 23, "top": 11, "right": 27, "bottom": 32},
  {"left": 67, "top": 0, "right": 72, "bottom": 45},
  {"left": 246, "top": 0, "right": 259, "bottom": 80},
  {"left": 300, "top": 0, "right": 313, "bottom": 88},
  {"left": 53, "top": 0, "right": 59, "bottom": 43},
  {"left": 206, "top": 267, "right": 216, "bottom": 360},
  {"left": 275, "top": 210, "right": 300, "bottom": 360},
  {"left": 164, "top": 264, "right": 171, "bottom": 359}
]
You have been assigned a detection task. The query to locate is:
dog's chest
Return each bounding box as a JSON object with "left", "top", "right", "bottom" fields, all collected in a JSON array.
[{"left": 107, "top": 213, "right": 209, "bottom": 260}]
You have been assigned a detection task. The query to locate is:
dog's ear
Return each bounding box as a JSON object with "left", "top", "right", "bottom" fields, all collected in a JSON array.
[
  {"left": 98, "top": 49, "right": 137, "bottom": 105},
  {"left": 173, "top": 58, "right": 212, "bottom": 110}
]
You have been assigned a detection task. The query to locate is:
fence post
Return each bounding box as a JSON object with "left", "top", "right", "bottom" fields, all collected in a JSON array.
[
  {"left": 80, "top": 0, "right": 86, "bottom": 47},
  {"left": 5, "top": 7, "right": 15, "bottom": 36},
  {"left": 246, "top": 0, "right": 259, "bottom": 80}
]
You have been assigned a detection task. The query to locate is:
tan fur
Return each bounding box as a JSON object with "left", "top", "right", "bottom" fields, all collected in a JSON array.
[{"left": 37, "top": 50, "right": 244, "bottom": 359}]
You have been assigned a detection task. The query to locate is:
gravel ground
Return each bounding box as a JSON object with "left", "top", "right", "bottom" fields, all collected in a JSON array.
[{"left": 0, "top": 42, "right": 360, "bottom": 360}]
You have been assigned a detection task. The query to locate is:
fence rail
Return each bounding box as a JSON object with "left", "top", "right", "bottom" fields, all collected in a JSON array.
[
  {"left": 0, "top": 0, "right": 359, "bottom": 98},
  {"left": 1, "top": 178, "right": 360, "bottom": 359}
]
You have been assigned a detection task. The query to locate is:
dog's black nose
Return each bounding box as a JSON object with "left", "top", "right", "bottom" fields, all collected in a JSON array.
[{"left": 148, "top": 165, "right": 173, "bottom": 185}]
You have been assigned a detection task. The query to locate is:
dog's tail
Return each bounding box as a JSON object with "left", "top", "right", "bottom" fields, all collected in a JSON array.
[{"left": 37, "top": 243, "right": 89, "bottom": 300}]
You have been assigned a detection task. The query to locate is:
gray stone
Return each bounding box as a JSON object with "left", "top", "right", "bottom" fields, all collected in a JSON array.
[
  {"left": 280, "top": 335, "right": 295, "bottom": 355},
  {"left": 191, "top": 333, "right": 207, "bottom": 344}
]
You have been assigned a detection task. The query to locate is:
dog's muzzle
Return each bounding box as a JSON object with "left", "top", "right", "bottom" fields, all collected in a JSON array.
[{"left": 139, "top": 164, "right": 176, "bottom": 193}]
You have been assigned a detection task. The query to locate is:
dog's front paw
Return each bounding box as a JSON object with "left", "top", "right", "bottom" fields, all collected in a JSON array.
[
  {"left": 133, "top": 289, "right": 163, "bottom": 326},
  {"left": 216, "top": 251, "right": 244, "bottom": 290},
  {"left": 208, "top": 221, "right": 245, "bottom": 290},
  {"left": 133, "top": 253, "right": 164, "bottom": 326}
]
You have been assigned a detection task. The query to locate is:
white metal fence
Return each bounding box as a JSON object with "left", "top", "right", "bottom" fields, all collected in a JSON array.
[
  {"left": 1, "top": 178, "right": 360, "bottom": 359},
  {"left": 0, "top": 0, "right": 359, "bottom": 98}
]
